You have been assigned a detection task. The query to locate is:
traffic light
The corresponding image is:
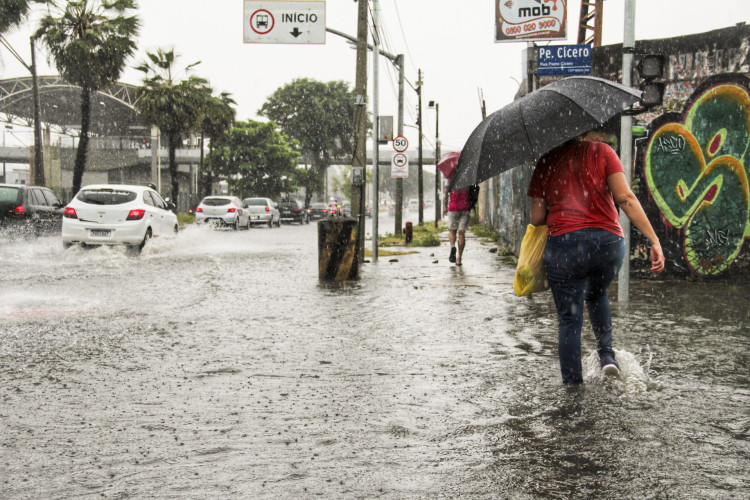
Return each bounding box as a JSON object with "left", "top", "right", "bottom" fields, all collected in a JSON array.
[{"left": 636, "top": 54, "right": 665, "bottom": 107}]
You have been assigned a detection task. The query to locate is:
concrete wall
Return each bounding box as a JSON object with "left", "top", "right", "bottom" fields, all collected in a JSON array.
[{"left": 485, "top": 23, "right": 750, "bottom": 279}]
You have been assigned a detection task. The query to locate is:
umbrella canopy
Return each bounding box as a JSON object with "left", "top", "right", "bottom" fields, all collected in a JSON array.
[
  {"left": 449, "top": 76, "right": 642, "bottom": 190},
  {"left": 437, "top": 151, "right": 461, "bottom": 180}
]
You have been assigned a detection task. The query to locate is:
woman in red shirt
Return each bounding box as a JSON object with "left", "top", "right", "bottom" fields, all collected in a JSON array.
[{"left": 528, "top": 136, "right": 664, "bottom": 384}]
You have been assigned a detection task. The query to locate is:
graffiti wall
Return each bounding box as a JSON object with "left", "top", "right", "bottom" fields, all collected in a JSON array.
[
  {"left": 635, "top": 75, "right": 750, "bottom": 278},
  {"left": 483, "top": 24, "right": 750, "bottom": 279}
]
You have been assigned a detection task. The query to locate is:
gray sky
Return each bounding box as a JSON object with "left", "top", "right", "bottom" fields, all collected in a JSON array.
[{"left": 1, "top": 0, "right": 748, "bottom": 155}]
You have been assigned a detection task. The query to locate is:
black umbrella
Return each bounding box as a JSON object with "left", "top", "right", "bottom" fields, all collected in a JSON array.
[{"left": 449, "top": 76, "right": 642, "bottom": 190}]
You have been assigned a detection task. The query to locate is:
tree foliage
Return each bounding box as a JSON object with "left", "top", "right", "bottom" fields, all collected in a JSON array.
[
  {"left": 209, "top": 120, "right": 299, "bottom": 200},
  {"left": 0, "top": 0, "right": 48, "bottom": 34},
  {"left": 259, "top": 78, "right": 358, "bottom": 206},
  {"left": 135, "top": 47, "right": 208, "bottom": 204},
  {"left": 35, "top": 0, "right": 140, "bottom": 195},
  {"left": 199, "top": 90, "right": 236, "bottom": 197}
]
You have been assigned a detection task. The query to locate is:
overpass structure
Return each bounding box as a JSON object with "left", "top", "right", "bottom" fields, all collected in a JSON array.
[{"left": 1, "top": 75, "right": 438, "bottom": 208}]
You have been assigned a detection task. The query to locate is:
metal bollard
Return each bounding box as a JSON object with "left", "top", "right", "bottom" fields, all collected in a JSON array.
[
  {"left": 318, "top": 216, "right": 359, "bottom": 280},
  {"left": 404, "top": 221, "right": 413, "bottom": 245}
]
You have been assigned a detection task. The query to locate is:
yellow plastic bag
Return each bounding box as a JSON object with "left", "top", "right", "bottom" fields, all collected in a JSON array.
[{"left": 513, "top": 224, "right": 549, "bottom": 297}]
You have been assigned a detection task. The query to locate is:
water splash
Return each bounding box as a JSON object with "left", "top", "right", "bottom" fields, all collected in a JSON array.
[{"left": 583, "top": 347, "right": 657, "bottom": 394}]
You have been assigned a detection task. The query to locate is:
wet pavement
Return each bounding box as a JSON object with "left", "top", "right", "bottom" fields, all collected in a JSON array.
[{"left": 1, "top": 217, "right": 749, "bottom": 499}]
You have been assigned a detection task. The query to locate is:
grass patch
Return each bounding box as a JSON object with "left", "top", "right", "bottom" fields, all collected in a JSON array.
[
  {"left": 178, "top": 213, "right": 195, "bottom": 225},
  {"left": 378, "top": 222, "right": 446, "bottom": 248},
  {"left": 365, "top": 248, "right": 417, "bottom": 257}
]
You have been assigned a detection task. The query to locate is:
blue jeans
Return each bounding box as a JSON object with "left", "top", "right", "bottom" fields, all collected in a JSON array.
[{"left": 544, "top": 228, "right": 625, "bottom": 384}]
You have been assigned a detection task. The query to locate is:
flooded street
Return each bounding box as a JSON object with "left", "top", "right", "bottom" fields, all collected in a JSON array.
[{"left": 1, "top": 218, "right": 749, "bottom": 499}]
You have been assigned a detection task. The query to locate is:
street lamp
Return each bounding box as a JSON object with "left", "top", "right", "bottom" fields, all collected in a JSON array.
[{"left": 428, "top": 101, "right": 440, "bottom": 228}]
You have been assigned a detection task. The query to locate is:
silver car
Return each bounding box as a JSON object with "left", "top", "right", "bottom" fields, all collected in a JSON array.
[
  {"left": 243, "top": 197, "right": 280, "bottom": 228},
  {"left": 195, "top": 196, "right": 249, "bottom": 230}
]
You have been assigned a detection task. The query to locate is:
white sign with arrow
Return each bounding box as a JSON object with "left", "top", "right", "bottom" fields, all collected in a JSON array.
[{"left": 243, "top": 0, "right": 326, "bottom": 44}]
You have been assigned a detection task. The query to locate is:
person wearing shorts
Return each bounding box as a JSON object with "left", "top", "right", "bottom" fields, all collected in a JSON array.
[{"left": 444, "top": 179, "right": 471, "bottom": 266}]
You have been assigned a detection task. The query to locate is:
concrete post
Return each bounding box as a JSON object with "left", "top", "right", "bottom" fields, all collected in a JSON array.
[{"left": 618, "top": 0, "right": 636, "bottom": 303}]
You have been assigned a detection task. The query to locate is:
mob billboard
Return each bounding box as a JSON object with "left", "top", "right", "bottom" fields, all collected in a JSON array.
[{"left": 495, "top": 0, "right": 567, "bottom": 43}]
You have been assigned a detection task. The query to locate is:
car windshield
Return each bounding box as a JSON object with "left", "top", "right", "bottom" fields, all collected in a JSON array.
[
  {"left": 77, "top": 189, "right": 137, "bottom": 205},
  {"left": 244, "top": 198, "right": 268, "bottom": 206},
  {"left": 202, "top": 198, "right": 231, "bottom": 206},
  {"left": 0, "top": 186, "right": 21, "bottom": 203}
]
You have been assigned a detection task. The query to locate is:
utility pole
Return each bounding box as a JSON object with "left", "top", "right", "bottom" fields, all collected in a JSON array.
[
  {"left": 618, "top": 0, "right": 635, "bottom": 303},
  {"left": 352, "top": 0, "right": 369, "bottom": 263},
  {"left": 30, "top": 37, "right": 44, "bottom": 186},
  {"left": 371, "top": 0, "right": 381, "bottom": 261},
  {"left": 416, "top": 69, "right": 423, "bottom": 226},
  {"left": 433, "top": 102, "right": 440, "bottom": 228},
  {"left": 394, "top": 54, "right": 405, "bottom": 235}
]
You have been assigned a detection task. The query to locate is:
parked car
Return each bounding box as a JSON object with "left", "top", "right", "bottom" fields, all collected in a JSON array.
[
  {"left": 308, "top": 202, "right": 329, "bottom": 220},
  {"left": 276, "top": 198, "right": 309, "bottom": 224},
  {"left": 407, "top": 199, "right": 420, "bottom": 212},
  {"left": 62, "top": 184, "right": 178, "bottom": 252},
  {"left": 195, "top": 196, "right": 248, "bottom": 229},
  {"left": 0, "top": 184, "right": 65, "bottom": 237},
  {"left": 243, "top": 197, "right": 280, "bottom": 227}
]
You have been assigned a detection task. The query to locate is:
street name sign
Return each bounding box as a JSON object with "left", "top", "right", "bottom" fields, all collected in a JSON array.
[
  {"left": 243, "top": 0, "right": 326, "bottom": 44},
  {"left": 537, "top": 44, "right": 591, "bottom": 76},
  {"left": 392, "top": 152, "right": 408, "bottom": 178}
]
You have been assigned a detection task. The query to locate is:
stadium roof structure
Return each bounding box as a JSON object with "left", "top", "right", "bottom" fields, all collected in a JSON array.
[{"left": 0, "top": 75, "right": 147, "bottom": 137}]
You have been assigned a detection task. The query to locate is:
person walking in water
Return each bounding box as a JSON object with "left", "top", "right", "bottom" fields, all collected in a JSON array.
[
  {"left": 443, "top": 179, "right": 471, "bottom": 266},
  {"left": 527, "top": 135, "right": 665, "bottom": 384}
]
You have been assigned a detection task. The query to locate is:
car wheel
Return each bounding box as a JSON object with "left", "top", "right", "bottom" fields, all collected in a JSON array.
[
  {"left": 268, "top": 218, "right": 273, "bottom": 228},
  {"left": 276, "top": 218, "right": 281, "bottom": 227},
  {"left": 173, "top": 224, "right": 179, "bottom": 234},
  {"left": 136, "top": 228, "right": 152, "bottom": 254},
  {"left": 233, "top": 219, "right": 239, "bottom": 231},
  {"left": 63, "top": 242, "right": 72, "bottom": 250}
]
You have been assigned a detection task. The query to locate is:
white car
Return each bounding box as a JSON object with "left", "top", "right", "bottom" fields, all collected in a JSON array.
[
  {"left": 194, "top": 196, "right": 249, "bottom": 230},
  {"left": 62, "top": 184, "right": 178, "bottom": 251},
  {"left": 243, "top": 197, "right": 280, "bottom": 227}
]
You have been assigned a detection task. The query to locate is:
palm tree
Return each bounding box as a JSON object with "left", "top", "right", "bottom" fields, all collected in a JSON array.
[
  {"left": 200, "top": 91, "right": 236, "bottom": 197},
  {"left": 1, "top": 0, "right": 39, "bottom": 34},
  {"left": 34, "top": 0, "right": 140, "bottom": 195},
  {"left": 135, "top": 47, "right": 208, "bottom": 206}
]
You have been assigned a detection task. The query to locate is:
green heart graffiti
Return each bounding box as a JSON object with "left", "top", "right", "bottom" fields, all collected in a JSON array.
[{"left": 645, "top": 83, "right": 750, "bottom": 276}]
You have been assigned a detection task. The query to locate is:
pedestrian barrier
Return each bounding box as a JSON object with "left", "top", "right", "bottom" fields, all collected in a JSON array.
[{"left": 318, "top": 216, "right": 358, "bottom": 280}]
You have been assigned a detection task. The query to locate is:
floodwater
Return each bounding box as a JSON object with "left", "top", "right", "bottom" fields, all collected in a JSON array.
[{"left": 1, "top": 217, "right": 748, "bottom": 499}]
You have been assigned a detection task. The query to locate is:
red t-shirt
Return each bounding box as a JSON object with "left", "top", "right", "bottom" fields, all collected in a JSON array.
[
  {"left": 445, "top": 179, "right": 471, "bottom": 212},
  {"left": 527, "top": 141, "right": 624, "bottom": 237}
]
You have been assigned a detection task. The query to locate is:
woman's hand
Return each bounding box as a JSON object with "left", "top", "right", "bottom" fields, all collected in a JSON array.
[{"left": 650, "top": 241, "right": 665, "bottom": 274}]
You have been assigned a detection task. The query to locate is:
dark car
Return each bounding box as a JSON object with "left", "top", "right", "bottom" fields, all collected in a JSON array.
[
  {"left": 0, "top": 184, "right": 65, "bottom": 237},
  {"left": 276, "top": 198, "right": 309, "bottom": 224},
  {"left": 308, "top": 202, "right": 329, "bottom": 220}
]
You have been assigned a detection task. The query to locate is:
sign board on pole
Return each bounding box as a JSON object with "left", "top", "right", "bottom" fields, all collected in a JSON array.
[
  {"left": 393, "top": 136, "right": 408, "bottom": 153},
  {"left": 537, "top": 44, "right": 591, "bottom": 75},
  {"left": 378, "top": 116, "right": 394, "bottom": 144},
  {"left": 391, "top": 152, "right": 408, "bottom": 178},
  {"left": 243, "top": 1, "right": 326, "bottom": 44},
  {"left": 495, "top": 0, "right": 567, "bottom": 43}
]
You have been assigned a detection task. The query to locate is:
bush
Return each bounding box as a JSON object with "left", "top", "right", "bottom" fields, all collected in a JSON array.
[{"left": 177, "top": 213, "right": 195, "bottom": 226}]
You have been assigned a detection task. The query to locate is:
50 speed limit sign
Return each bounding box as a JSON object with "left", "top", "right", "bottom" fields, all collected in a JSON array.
[{"left": 393, "top": 136, "right": 408, "bottom": 152}]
